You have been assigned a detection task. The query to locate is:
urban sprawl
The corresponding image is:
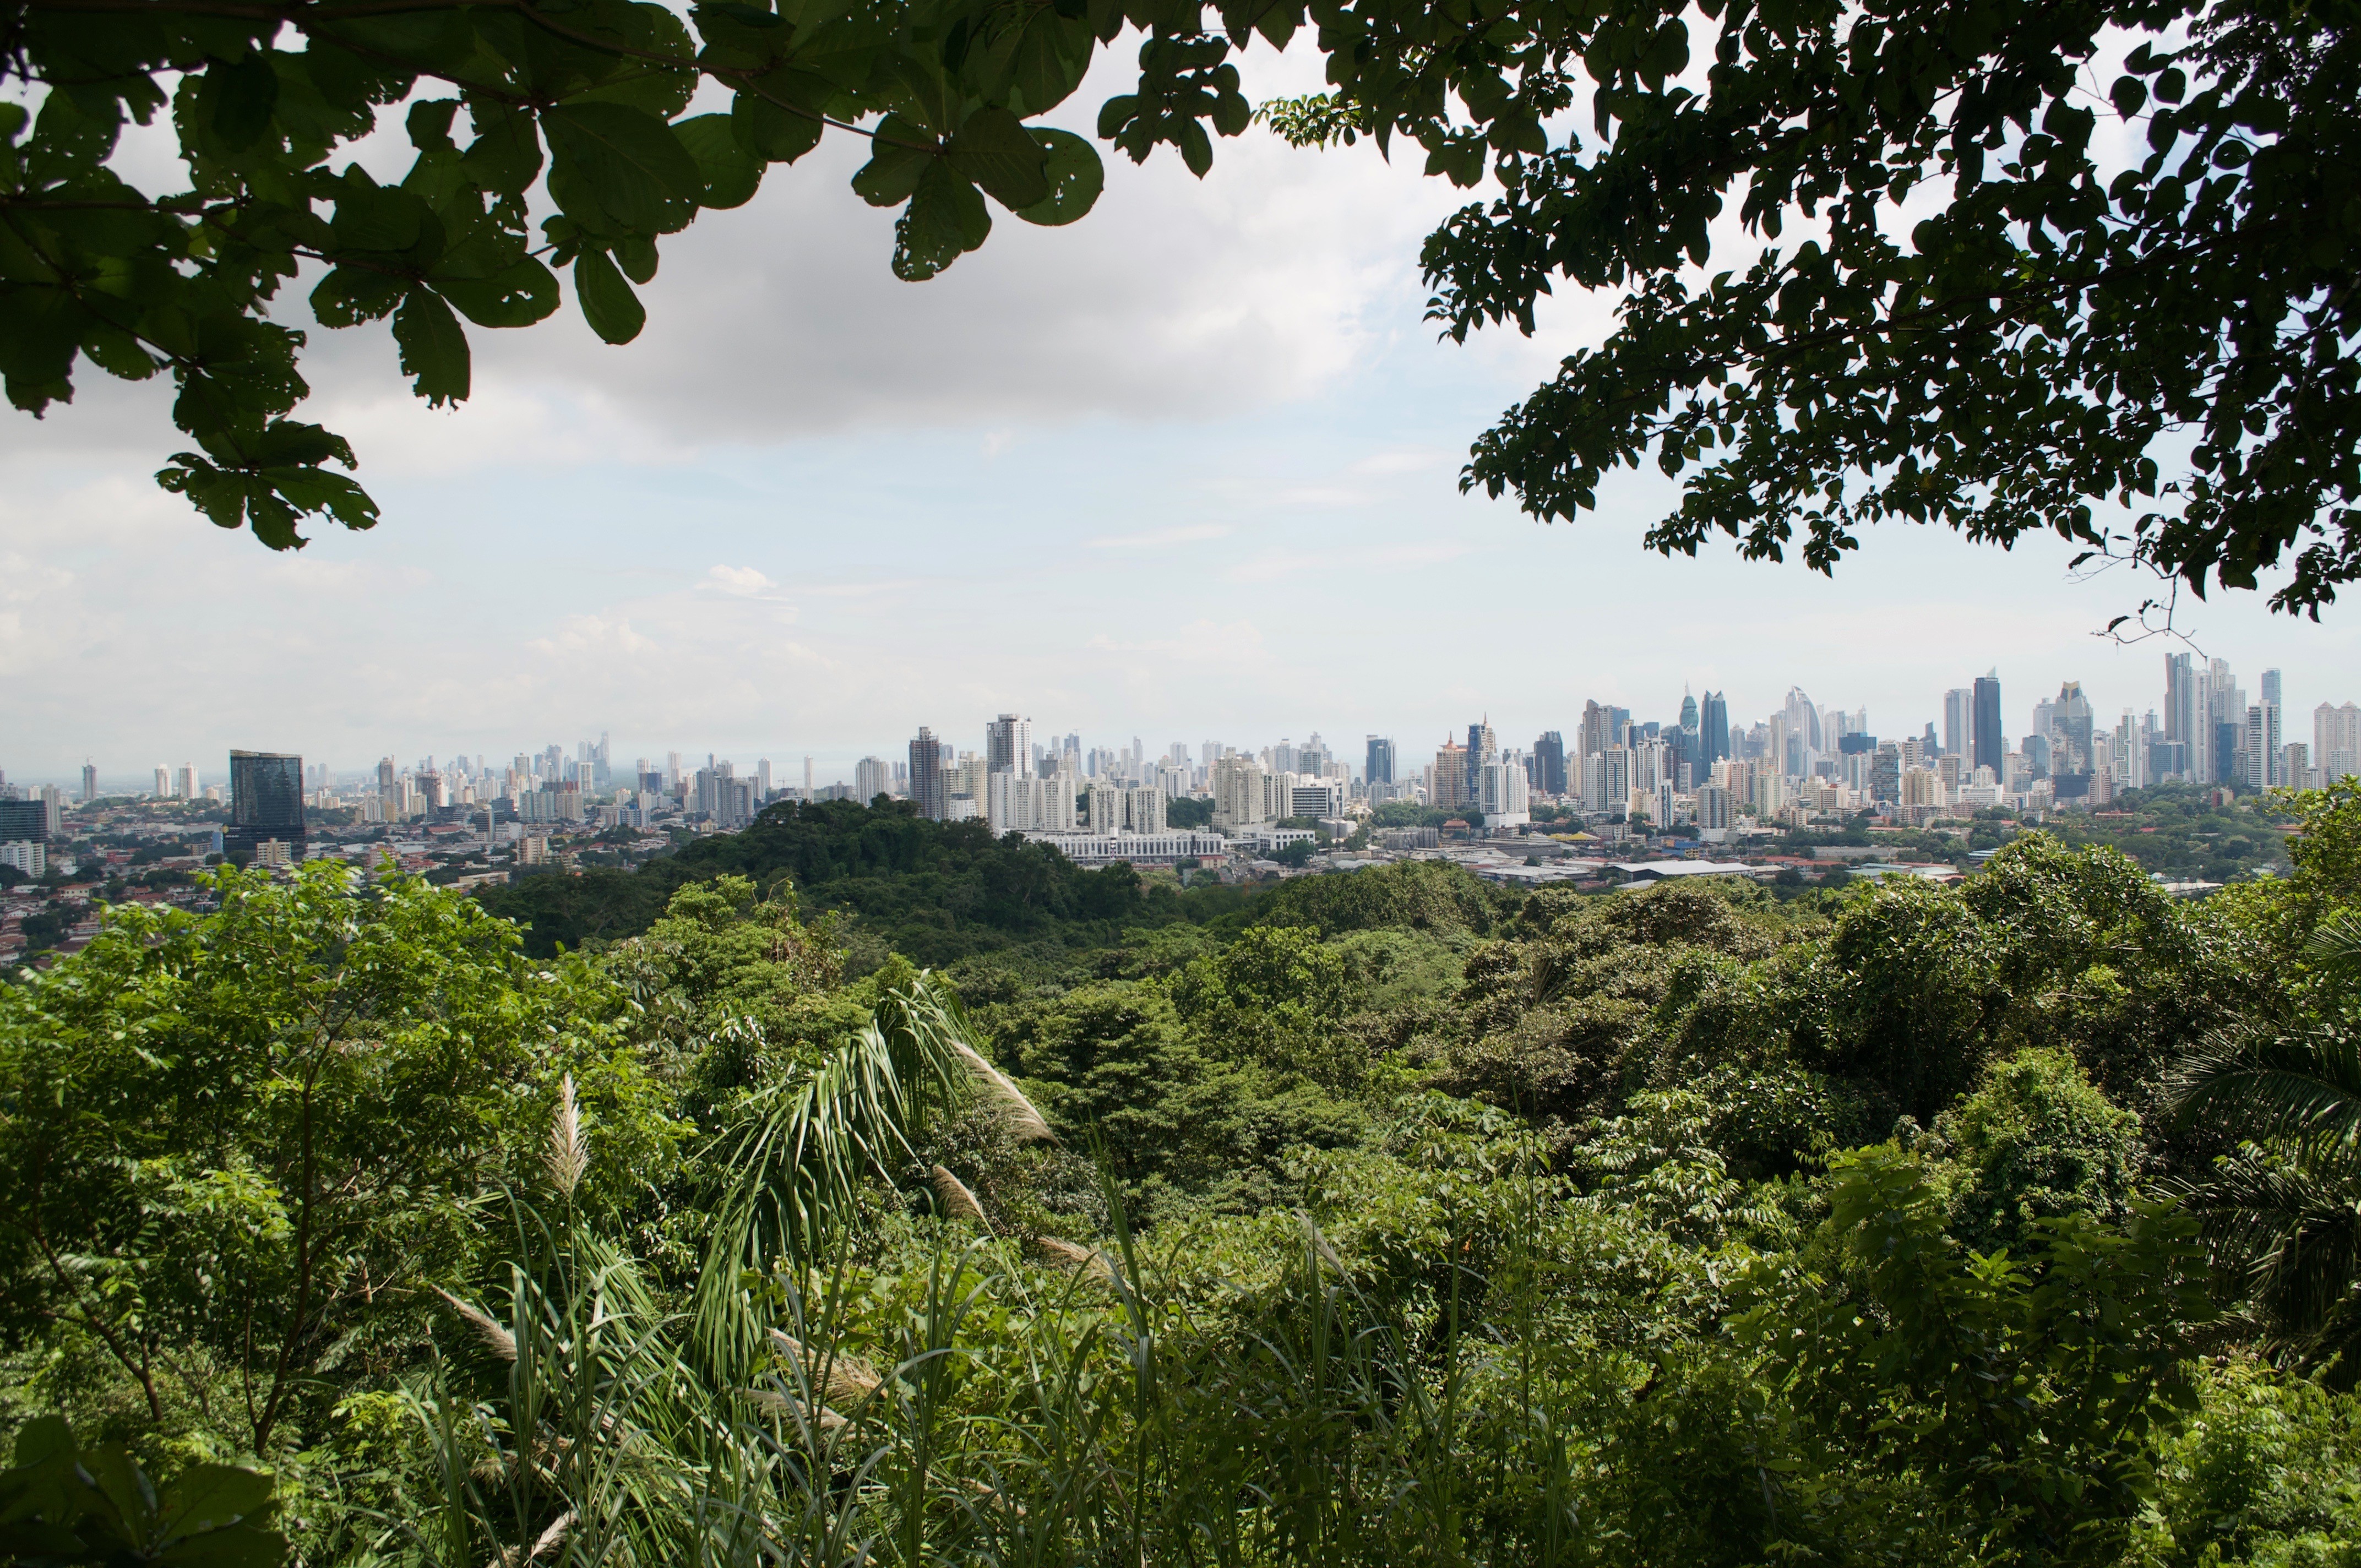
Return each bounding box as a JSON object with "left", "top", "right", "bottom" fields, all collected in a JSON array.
[{"left": 3, "top": 652, "right": 2356, "bottom": 965}]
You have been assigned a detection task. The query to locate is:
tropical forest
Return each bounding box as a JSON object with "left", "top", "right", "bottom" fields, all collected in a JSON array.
[{"left": 3, "top": 781, "right": 2359, "bottom": 1566}]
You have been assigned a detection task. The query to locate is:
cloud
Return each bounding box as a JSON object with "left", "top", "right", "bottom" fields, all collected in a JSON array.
[
  {"left": 1085, "top": 523, "right": 1233, "bottom": 550},
  {"left": 705, "top": 565, "right": 782, "bottom": 597}
]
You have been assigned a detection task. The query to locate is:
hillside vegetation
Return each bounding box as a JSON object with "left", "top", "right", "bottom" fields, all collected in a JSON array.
[{"left": 2, "top": 783, "right": 2359, "bottom": 1567}]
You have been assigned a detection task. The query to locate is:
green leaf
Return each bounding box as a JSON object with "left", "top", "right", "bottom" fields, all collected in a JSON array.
[
  {"left": 892, "top": 162, "right": 988, "bottom": 281},
  {"left": 615, "top": 235, "right": 659, "bottom": 285},
  {"left": 392, "top": 287, "right": 470, "bottom": 406},
  {"left": 851, "top": 114, "right": 938, "bottom": 206},
  {"left": 673, "top": 112, "right": 763, "bottom": 209},
  {"left": 946, "top": 105, "right": 1049, "bottom": 210},
  {"left": 209, "top": 51, "right": 279, "bottom": 151},
  {"left": 1014, "top": 128, "right": 1101, "bottom": 226},
  {"left": 154, "top": 1520, "right": 287, "bottom": 1567},
  {"left": 541, "top": 101, "right": 703, "bottom": 235},
  {"left": 310, "top": 266, "right": 408, "bottom": 328},
  {"left": 156, "top": 1464, "right": 274, "bottom": 1544},
  {"left": 732, "top": 86, "right": 825, "bottom": 164},
  {"left": 460, "top": 97, "right": 542, "bottom": 195},
  {"left": 574, "top": 249, "right": 646, "bottom": 344}
]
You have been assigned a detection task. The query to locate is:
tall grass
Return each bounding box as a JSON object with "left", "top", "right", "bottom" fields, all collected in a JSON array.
[{"left": 334, "top": 974, "right": 1607, "bottom": 1568}]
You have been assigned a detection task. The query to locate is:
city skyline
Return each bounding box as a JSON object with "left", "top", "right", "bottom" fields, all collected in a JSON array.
[{"left": 18, "top": 653, "right": 2355, "bottom": 796}]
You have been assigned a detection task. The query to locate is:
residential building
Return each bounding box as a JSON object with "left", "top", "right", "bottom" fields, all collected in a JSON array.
[
  {"left": 2245, "top": 703, "right": 2282, "bottom": 791},
  {"left": 1, "top": 839, "right": 45, "bottom": 878},
  {"left": 854, "top": 756, "right": 890, "bottom": 803},
  {"left": 1430, "top": 741, "right": 1470, "bottom": 812},
  {"left": 910, "top": 728, "right": 946, "bottom": 818},
  {"left": 80, "top": 762, "right": 98, "bottom": 803},
  {"left": 986, "top": 714, "right": 1032, "bottom": 777},
  {"left": 177, "top": 764, "right": 198, "bottom": 801},
  {"left": 1212, "top": 754, "right": 1271, "bottom": 830},
  {"left": 2316, "top": 701, "right": 2360, "bottom": 781}
]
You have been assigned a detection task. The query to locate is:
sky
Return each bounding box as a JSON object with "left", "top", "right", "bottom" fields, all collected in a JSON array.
[{"left": 3, "top": 46, "right": 2353, "bottom": 790}]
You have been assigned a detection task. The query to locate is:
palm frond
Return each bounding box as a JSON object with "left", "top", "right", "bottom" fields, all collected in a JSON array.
[
  {"left": 2166, "top": 1023, "right": 2361, "bottom": 1157},
  {"left": 2309, "top": 908, "right": 2361, "bottom": 983},
  {"left": 691, "top": 971, "right": 970, "bottom": 1384}
]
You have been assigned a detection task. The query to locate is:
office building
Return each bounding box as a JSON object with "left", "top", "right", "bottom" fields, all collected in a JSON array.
[
  {"left": 1943, "top": 688, "right": 1975, "bottom": 760},
  {"left": 1963, "top": 672, "right": 2000, "bottom": 776},
  {"left": 1532, "top": 730, "right": 1567, "bottom": 797},
  {"left": 1700, "top": 691, "right": 1730, "bottom": 768},
  {"left": 1364, "top": 735, "right": 1396, "bottom": 786},
  {"left": 0, "top": 798, "right": 48, "bottom": 842},
  {"left": 1465, "top": 719, "right": 1496, "bottom": 803},
  {"left": 227, "top": 750, "right": 306, "bottom": 859}
]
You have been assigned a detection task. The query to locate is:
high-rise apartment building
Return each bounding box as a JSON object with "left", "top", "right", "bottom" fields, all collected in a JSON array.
[
  {"left": 1943, "top": 688, "right": 1974, "bottom": 759},
  {"left": 2245, "top": 704, "right": 2282, "bottom": 790},
  {"left": 80, "top": 762, "right": 97, "bottom": 803},
  {"left": 227, "top": 750, "right": 306, "bottom": 859},
  {"left": 909, "top": 728, "right": 946, "bottom": 819},
  {"left": 153, "top": 764, "right": 172, "bottom": 798},
  {"left": 177, "top": 764, "right": 199, "bottom": 801},
  {"left": 1430, "top": 741, "right": 1470, "bottom": 811},
  {"left": 2315, "top": 702, "right": 2360, "bottom": 782},
  {"left": 1364, "top": 736, "right": 1396, "bottom": 786},
  {"left": 855, "top": 756, "right": 890, "bottom": 803},
  {"left": 986, "top": 714, "right": 1032, "bottom": 777}
]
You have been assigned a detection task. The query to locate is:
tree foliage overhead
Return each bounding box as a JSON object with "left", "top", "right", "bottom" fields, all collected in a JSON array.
[
  {"left": 0, "top": 0, "right": 1244, "bottom": 547},
  {"left": 1360, "top": 0, "right": 2360, "bottom": 615},
  {"left": 6, "top": 0, "right": 2353, "bottom": 611}
]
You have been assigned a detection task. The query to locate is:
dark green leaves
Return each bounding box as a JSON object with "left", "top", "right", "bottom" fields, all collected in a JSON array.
[
  {"left": 542, "top": 101, "right": 704, "bottom": 236},
  {"left": 0, "top": 1419, "right": 285, "bottom": 1568},
  {"left": 574, "top": 249, "right": 648, "bottom": 344},
  {"left": 393, "top": 287, "right": 469, "bottom": 406},
  {"left": 1015, "top": 129, "right": 1103, "bottom": 226},
  {"left": 674, "top": 112, "right": 765, "bottom": 208},
  {"left": 206, "top": 51, "right": 279, "bottom": 151},
  {"left": 947, "top": 105, "right": 1049, "bottom": 209}
]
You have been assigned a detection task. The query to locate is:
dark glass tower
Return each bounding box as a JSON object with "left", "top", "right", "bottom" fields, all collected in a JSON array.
[
  {"left": 1364, "top": 736, "right": 1396, "bottom": 786},
  {"left": 227, "top": 750, "right": 305, "bottom": 858},
  {"left": 1973, "top": 674, "right": 2004, "bottom": 775},
  {"left": 1700, "top": 692, "right": 1731, "bottom": 767},
  {"left": 1532, "top": 731, "right": 1567, "bottom": 796}
]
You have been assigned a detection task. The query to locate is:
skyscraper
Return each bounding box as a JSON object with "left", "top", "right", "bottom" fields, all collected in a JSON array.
[
  {"left": 1943, "top": 688, "right": 1976, "bottom": 759},
  {"left": 986, "top": 714, "right": 1032, "bottom": 777},
  {"left": 1700, "top": 692, "right": 1730, "bottom": 768},
  {"left": 1972, "top": 672, "right": 2003, "bottom": 776},
  {"left": 855, "top": 756, "right": 890, "bottom": 803},
  {"left": 227, "top": 750, "right": 306, "bottom": 859},
  {"left": 177, "top": 764, "right": 199, "bottom": 802},
  {"left": 2262, "top": 669, "right": 2282, "bottom": 706},
  {"left": 1465, "top": 718, "right": 1496, "bottom": 803},
  {"left": 1532, "top": 731, "right": 1567, "bottom": 797},
  {"left": 80, "top": 762, "right": 97, "bottom": 803},
  {"left": 153, "top": 765, "right": 171, "bottom": 799},
  {"left": 910, "top": 728, "right": 945, "bottom": 819},
  {"left": 1364, "top": 736, "right": 1396, "bottom": 786}
]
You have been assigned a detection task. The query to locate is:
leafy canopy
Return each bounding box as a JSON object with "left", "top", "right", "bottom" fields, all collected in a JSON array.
[{"left": 6, "top": 0, "right": 2353, "bottom": 614}]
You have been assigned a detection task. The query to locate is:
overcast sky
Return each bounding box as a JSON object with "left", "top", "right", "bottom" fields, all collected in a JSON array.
[{"left": 3, "top": 46, "right": 2353, "bottom": 789}]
